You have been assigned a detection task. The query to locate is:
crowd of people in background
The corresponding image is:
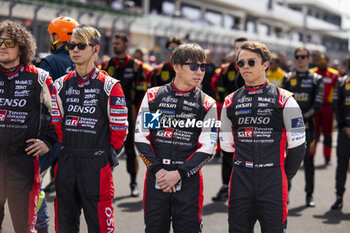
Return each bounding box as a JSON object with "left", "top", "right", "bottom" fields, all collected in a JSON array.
[{"left": 1, "top": 15, "right": 350, "bottom": 233}]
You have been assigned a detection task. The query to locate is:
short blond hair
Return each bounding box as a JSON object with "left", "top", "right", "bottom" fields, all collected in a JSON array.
[{"left": 72, "top": 25, "right": 100, "bottom": 45}]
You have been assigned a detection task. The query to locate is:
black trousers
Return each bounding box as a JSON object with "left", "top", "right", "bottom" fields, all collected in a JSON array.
[
  {"left": 0, "top": 149, "right": 40, "bottom": 233},
  {"left": 228, "top": 166, "right": 288, "bottom": 233},
  {"left": 335, "top": 130, "right": 350, "bottom": 196},
  {"left": 55, "top": 148, "right": 115, "bottom": 233},
  {"left": 144, "top": 170, "right": 203, "bottom": 233}
]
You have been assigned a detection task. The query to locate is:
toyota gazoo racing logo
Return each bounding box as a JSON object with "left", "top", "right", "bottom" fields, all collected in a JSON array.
[
  {"left": 0, "top": 110, "right": 7, "bottom": 121},
  {"left": 238, "top": 127, "right": 253, "bottom": 138},
  {"left": 65, "top": 115, "right": 80, "bottom": 126},
  {"left": 142, "top": 110, "right": 220, "bottom": 129}
]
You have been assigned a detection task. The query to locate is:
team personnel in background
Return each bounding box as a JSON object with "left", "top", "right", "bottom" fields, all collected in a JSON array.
[
  {"left": 309, "top": 50, "right": 321, "bottom": 69},
  {"left": 310, "top": 54, "right": 339, "bottom": 165},
  {"left": 278, "top": 51, "right": 290, "bottom": 72},
  {"left": 51, "top": 25, "right": 128, "bottom": 232},
  {"left": 0, "top": 20, "right": 56, "bottom": 233},
  {"left": 282, "top": 47, "right": 324, "bottom": 207},
  {"left": 151, "top": 36, "right": 181, "bottom": 87},
  {"left": 221, "top": 41, "right": 305, "bottom": 233},
  {"left": 105, "top": 32, "right": 146, "bottom": 196},
  {"left": 135, "top": 43, "right": 218, "bottom": 233},
  {"left": 36, "top": 16, "right": 79, "bottom": 233},
  {"left": 267, "top": 53, "right": 286, "bottom": 87},
  {"left": 211, "top": 36, "right": 247, "bottom": 202},
  {"left": 133, "top": 48, "right": 144, "bottom": 62},
  {"left": 200, "top": 49, "right": 217, "bottom": 99},
  {"left": 331, "top": 64, "right": 350, "bottom": 210}
]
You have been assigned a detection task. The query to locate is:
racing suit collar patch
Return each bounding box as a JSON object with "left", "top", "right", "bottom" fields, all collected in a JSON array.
[
  {"left": 245, "top": 80, "right": 269, "bottom": 95},
  {"left": 0, "top": 64, "right": 23, "bottom": 80},
  {"left": 171, "top": 80, "right": 196, "bottom": 96},
  {"left": 75, "top": 67, "right": 99, "bottom": 88}
]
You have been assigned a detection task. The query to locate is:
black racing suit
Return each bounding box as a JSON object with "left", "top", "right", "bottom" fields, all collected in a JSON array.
[
  {"left": 0, "top": 64, "right": 56, "bottom": 233},
  {"left": 151, "top": 62, "right": 176, "bottom": 87},
  {"left": 105, "top": 55, "right": 145, "bottom": 185},
  {"left": 51, "top": 67, "right": 128, "bottom": 233},
  {"left": 220, "top": 81, "right": 306, "bottom": 233},
  {"left": 282, "top": 71, "right": 324, "bottom": 195},
  {"left": 135, "top": 82, "right": 218, "bottom": 233},
  {"left": 332, "top": 75, "right": 350, "bottom": 197}
]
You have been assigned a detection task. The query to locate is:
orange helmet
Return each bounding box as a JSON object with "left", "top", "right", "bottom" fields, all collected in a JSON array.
[{"left": 48, "top": 16, "right": 79, "bottom": 42}]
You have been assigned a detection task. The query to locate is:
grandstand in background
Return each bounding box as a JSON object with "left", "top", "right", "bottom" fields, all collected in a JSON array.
[{"left": 0, "top": 0, "right": 349, "bottom": 62}]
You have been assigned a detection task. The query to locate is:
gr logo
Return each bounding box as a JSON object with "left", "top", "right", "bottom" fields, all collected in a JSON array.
[
  {"left": 65, "top": 115, "right": 79, "bottom": 126},
  {"left": 143, "top": 110, "right": 161, "bottom": 129},
  {"left": 0, "top": 110, "right": 7, "bottom": 121}
]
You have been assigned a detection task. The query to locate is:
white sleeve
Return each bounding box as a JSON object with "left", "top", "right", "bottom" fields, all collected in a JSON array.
[
  {"left": 219, "top": 101, "right": 235, "bottom": 153},
  {"left": 283, "top": 97, "right": 306, "bottom": 149}
]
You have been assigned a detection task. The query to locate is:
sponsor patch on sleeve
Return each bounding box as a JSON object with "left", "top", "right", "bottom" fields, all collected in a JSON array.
[
  {"left": 111, "top": 125, "right": 128, "bottom": 130},
  {"left": 291, "top": 117, "right": 305, "bottom": 128},
  {"left": 110, "top": 108, "right": 128, "bottom": 114},
  {"left": 110, "top": 116, "right": 127, "bottom": 124},
  {"left": 110, "top": 97, "right": 126, "bottom": 106}
]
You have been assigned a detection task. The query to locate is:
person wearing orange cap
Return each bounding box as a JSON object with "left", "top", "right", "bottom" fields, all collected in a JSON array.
[{"left": 36, "top": 16, "right": 79, "bottom": 233}]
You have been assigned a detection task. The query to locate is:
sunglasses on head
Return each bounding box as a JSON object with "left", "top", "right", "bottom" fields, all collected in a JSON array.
[
  {"left": 0, "top": 38, "right": 15, "bottom": 48},
  {"left": 183, "top": 62, "right": 209, "bottom": 72},
  {"left": 236, "top": 59, "right": 257, "bottom": 68},
  {"left": 295, "top": 55, "right": 308, "bottom": 60},
  {"left": 67, "top": 42, "right": 94, "bottom": 50}
]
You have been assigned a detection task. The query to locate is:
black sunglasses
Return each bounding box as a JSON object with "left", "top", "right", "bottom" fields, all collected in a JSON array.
[
  {"left": 67, "top": 42, "right": 94, "bottom": 50},
  {"left": 0, "top": 38, "right": 15, "bottom": 48},
  {"left": 295, "top": 55, "right": 308, "bottom": 60},
  {"left": 236, "top": 59, "right": 257, "bottom": 68},
  {"left": 183, "top": 62, "right": 209, "bottom": 72}
]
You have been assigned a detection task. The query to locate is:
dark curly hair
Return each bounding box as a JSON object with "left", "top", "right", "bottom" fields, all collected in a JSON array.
[{"left": 0, "top": 20, "right": 36, "bottom": 65}]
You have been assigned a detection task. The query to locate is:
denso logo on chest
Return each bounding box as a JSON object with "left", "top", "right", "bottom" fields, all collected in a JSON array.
[
  {"left": 238, "top": 116, "right": 270, "bottom": 125},
  {"left": 0, "top": 98, "right": 26, "bottom": 107},
  {"left": 67, "top": 104, "right": 96, "bottom": 114}
]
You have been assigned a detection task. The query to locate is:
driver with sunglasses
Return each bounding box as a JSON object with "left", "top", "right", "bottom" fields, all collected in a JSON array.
[
  {"left": 135, "top": 43, "right": 218, "bottom": 233},
  {"left": 220, "top": 41, "right": 306, "bottom": 233},
  {"left": 0, "top": 20, "right": 56, "bottom": 233},
  {"left": 282, "top": 47, "right": 324, "bottom": 207},
  {"left": 51, "top": 25, "right": 128, "bottom": 232}
]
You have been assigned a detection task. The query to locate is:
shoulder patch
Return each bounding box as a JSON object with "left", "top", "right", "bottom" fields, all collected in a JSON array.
[
  {"left": 203, "top": 95, "right": 215, "bottom": 111},
  {"left": 328, "top": 67, "right": 339, "bottom": 75},
  {"left": 54, "top": 76, "right": 65, "bottom": 93},
  {"left": 37, "top": 68, "right": 49, "bottom": 86},
  {"left": 278, "top": 88, "right": 293, "bottom": 107},
  {"left": 147, "top": 87, "right": 160, "bottom": 102},
  {"left": 104, "top": 76, "right": 119, "bottom": 96},
  {"left": 224, "top": 92, "right": 235, "bottom": 108}
]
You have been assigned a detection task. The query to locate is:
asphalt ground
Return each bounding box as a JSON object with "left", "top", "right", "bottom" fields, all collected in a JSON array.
[{"left": 3, "top": 135, "right": 350, "bottom": 232}]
